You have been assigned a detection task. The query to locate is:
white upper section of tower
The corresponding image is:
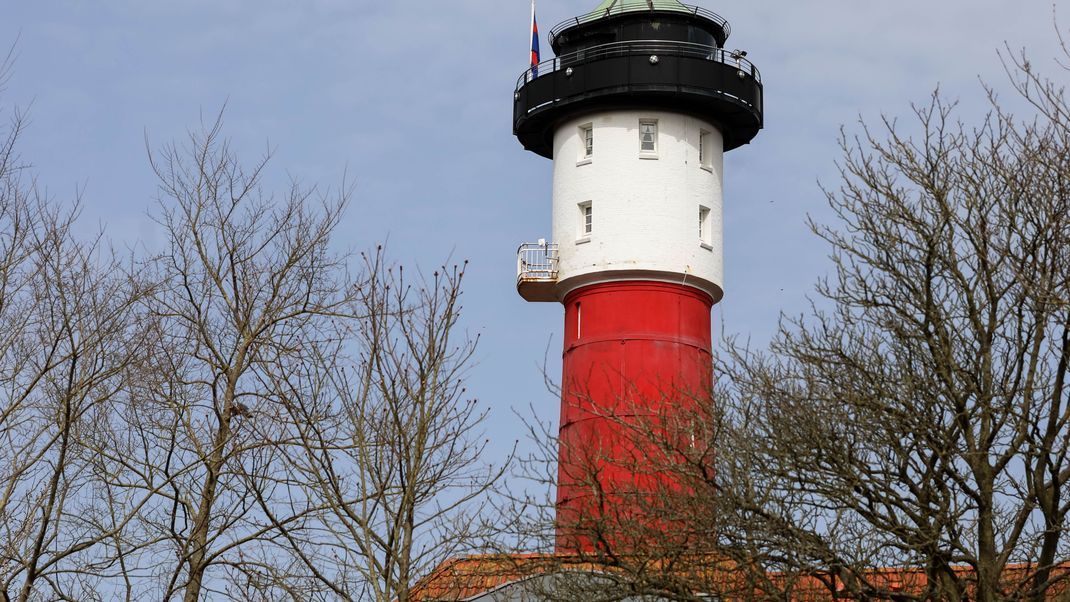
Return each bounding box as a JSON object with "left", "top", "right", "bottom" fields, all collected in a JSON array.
[{"left": 550, "top": 109, "right": 725, "bottom": 301}]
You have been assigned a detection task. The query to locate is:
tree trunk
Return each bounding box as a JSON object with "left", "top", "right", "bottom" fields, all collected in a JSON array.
[
  {"left": 17, "top": 379, "right": 76, "bottom": 602},
  {"left": 182, "top": 389, "right": 235, "bottom": 602}
]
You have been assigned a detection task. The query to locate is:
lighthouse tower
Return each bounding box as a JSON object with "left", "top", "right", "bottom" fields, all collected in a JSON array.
[{"left": 513, "top": 0, "right": 763, "bottom": 553}]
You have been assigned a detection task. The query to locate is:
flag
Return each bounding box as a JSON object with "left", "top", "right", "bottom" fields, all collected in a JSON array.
[{"left": 530, "top": 0, "right": 541, "bottom": 77}]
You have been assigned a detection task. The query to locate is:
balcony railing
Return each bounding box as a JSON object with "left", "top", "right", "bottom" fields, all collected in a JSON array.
[
  {"left": 517, "top": 241, "right": 559, "bottom": 283},
  {"left": 517, "top": 242, "right": 559, "bottom": 302},
  {"left": 513, "top": 38, "right": 764, "bottom": 156},
  {"left": 516, "top": 40, "right": 760, "bottom": 90}
]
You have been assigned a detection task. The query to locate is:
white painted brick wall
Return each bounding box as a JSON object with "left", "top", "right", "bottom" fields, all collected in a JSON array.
[{"left": 551, "top": 109, "right": 725, "bottom": 301}]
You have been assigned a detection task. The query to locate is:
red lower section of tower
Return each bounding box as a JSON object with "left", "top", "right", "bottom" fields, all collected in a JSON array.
[{"left": 555, "top": 280, "right": 714, "bottom": 554}]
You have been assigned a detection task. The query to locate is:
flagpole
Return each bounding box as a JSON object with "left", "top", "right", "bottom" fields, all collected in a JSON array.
[{"left": 528, "top": 0, "right": 537, "bottom": 81}]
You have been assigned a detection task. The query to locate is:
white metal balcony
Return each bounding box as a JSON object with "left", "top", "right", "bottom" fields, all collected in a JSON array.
[{"left": 517, "top": 241, "right": 559, "bottom": 302}]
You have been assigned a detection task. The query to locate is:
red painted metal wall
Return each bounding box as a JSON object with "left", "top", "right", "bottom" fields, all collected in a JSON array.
[{"left": 555, "top": 280, "right": 714, "bottom": 554}]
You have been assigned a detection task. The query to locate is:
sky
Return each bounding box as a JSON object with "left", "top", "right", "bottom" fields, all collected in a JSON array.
[{"left": 2, "top": 0, "right": 1066, "bottom": 467}]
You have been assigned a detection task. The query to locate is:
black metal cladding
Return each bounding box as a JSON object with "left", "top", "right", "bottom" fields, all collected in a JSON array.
[
  {"left": 513, "top": 44, "right": 763, "bottom": 158},
  {"left": 514, "top": 5, "right": 763, "bottom": 159},
  {"left": 550, "top": 10, "right": 728, "bottom": 55}
]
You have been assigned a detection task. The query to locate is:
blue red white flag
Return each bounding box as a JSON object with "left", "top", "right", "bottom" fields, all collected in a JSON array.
[{"left": 530, "top": 0, "right": 541, "bottom": 77}]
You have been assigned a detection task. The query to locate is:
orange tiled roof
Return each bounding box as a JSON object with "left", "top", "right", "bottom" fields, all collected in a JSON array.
[
  {"left": 410, "top": 554, "right": 1070, "bottom": 601},
  {"left": 409, "top": 552, "right": 748, "bottom": 600},
  {"left": 772, "top": 563, "right": 1070, "bottom": 601},
  {"left": 408, "top": 553, "right": 556, "bottom": 601}
]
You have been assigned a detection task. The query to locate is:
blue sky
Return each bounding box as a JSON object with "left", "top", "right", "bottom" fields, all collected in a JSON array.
[{"left": 2, "top": 1, "right": 1065, "bottom": 464}]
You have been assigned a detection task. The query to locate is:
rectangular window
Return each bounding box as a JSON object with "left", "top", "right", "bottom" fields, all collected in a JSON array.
[
  {"left": 576, "top": 302, "right": 582, "bottom": 339},
  {"left": 639, "top": 119, "right": 658, "bottom": 155},
  {"left": 579, "top": 201, "right": 593, "bottom": 238},
  {"left": 699, "top": 130, "right": 712, "bottom": 169},
  {"left": 583, "top": 125, "right": 593, "bottom": 158},
  {"left": 699, "top": 205, "right": 711, "bottom": 246}
]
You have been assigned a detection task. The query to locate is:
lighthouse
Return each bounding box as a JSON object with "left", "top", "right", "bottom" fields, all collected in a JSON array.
[{"left": 513, "top": 0, "right": 764, "bottom": 553}]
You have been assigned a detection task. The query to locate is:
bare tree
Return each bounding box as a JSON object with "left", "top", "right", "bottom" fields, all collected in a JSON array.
[
  {"left": 69, "top": 116, "right": 506, "bottom": 602},
  {"left": 0, "top": 55, "right": 151, "bottom": 600},
  {"left": 497, "top": 383, "right": 774, "bottom": 602},
  {"left": 713, "top": 72, "right": 1070, "bottom": 599},
  {"left": 90, "top": 116, "right": 358, "bottom": 601},
  {"left": 248, "top": 250, "right": 507, "bottom": 601},
  {"left": 0, "top": 46, "right": 501, "bottom": 599}
]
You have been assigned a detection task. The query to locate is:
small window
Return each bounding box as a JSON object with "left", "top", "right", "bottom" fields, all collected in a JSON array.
[
  {"left": 578, "top": 201, "right": 593, "bottom": 238},
  {"left": 699, "top": 206, "right": 711, "bottom": 246},
  {"left": 639, "top": 120, "right": 658, "bottom": 155},
  {"left": 699, "top": 130, "right": 712, "bottom": 170},
  {"left": 576, "top": 302, "right": 582, "bottom": 339},
  {"left": 582, "top": 125, "right": 593, "bottom": 159}
]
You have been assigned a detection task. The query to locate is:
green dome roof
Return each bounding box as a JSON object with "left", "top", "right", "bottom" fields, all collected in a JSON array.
[{"left": 587, "top": 0, "right": 693, "bottom": 17}]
